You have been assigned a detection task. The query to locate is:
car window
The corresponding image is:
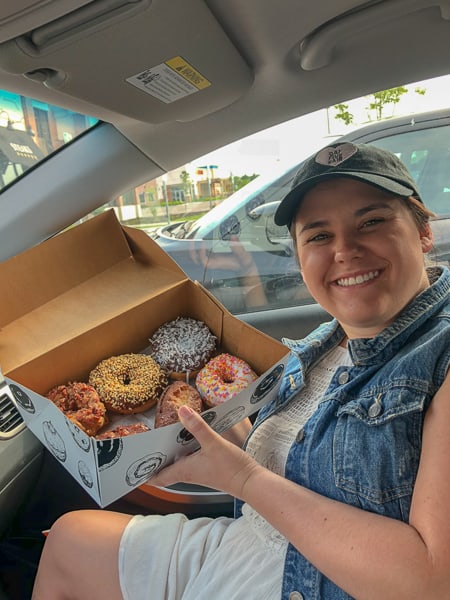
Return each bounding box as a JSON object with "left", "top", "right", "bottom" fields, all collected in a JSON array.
[
  {"left": 88, "top": 116, "right": 449, "bottom": 315},
  {"left": 151, "top": 162, "right": 309, "bottom": 313},
  {"left": 0, "top": 90, "right": 99, "bottom": 190},
  {"left": 361, "top": 125, "right": 450, "bottom": 216}
]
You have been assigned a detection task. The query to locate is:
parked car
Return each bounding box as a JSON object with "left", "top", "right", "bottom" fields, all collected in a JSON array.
[
  {"left": 0, "top": 1, "right": 449, "bottom": 598},
  {"left": 154, "top": 108, "right": 450, "bottom": 313}
]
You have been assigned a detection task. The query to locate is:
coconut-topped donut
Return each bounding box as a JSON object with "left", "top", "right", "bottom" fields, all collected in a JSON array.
[
  {"left": 89, "top": 353, "right": 168, "bottom": 414},
  {"left": 148, "top": 317, "right": 217, "bottom": 378}
]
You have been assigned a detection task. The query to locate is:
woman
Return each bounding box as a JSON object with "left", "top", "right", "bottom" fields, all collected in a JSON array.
[{"left": 32, "top": 142, "right": 450, "bottom": 599}]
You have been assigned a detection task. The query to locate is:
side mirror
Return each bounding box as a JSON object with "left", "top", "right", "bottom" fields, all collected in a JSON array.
[{"left": 249, "top": 201, "right": 293, "bottom": 254}]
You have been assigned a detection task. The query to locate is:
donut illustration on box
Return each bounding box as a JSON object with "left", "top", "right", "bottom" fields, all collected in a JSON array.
[
  {"left": 212, "top": 406, "right": 246, "bottom": 434},
  {"left": 125, "top": 452, "right": 167, "bottom": 486},
  {"left": 78, "top": 460, "right": 94, "bottom": 488},
  {"left": 250, "top": 364, "right": 284, "bottom": 404},
  {"left": 97, "top": 438, "right": 123, "bottom": 471},
  {"left": 42, "top": 421, "right": 67, "bottom": 462},
  {"left": 10, "top": 384, "right": 35, "bottom": 414},
  {"left": 66, "top": 419, "right": 91, "bottom": 452}
]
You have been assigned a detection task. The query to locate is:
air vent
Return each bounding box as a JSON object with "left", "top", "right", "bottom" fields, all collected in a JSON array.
[{"left": 0, "top": 392, "right": 24, "bottom": 438}]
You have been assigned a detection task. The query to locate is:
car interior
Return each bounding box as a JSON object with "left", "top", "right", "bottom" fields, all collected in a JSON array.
[{"left": 0, "top": 1, "right": 449, "bottom": 597}]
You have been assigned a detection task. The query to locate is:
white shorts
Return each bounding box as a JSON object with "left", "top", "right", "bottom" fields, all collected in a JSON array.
[{"left": 118, "top": 512, "right": 284, "bottom": 600}]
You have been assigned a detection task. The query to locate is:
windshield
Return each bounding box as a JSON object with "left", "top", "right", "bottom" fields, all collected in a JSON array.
[{"left": 0, "top": 89, "right": 99, "bottom": 190}]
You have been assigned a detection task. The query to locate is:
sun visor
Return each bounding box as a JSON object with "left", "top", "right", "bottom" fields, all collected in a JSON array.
[{"left": 0, "top": 0, "right": 254, "bottom": 124}]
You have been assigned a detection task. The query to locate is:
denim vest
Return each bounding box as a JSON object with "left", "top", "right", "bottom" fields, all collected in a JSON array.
[{"left": 235, "top": 266, "right": 450, "bottom": 600}]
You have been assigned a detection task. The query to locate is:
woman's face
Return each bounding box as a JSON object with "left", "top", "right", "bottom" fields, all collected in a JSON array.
[{"left": 292, "top": 178, "right": 433, "bottom": 339}]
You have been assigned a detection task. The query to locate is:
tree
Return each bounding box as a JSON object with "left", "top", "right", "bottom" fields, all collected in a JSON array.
[
  {"left": 366, "top": 86, "right": 408, "bottom": 120},
  {"left": 334, "top": 103, "right": 354, "bottom": 126},
  {"left": 232, "top": 173, "right": 258, "bottom": 191},
  {"left": 180, "top": 170, "right": 192, "bottom": 197},
  {"left": 332, "top": 85, "right": 427, "bottom": 126}
]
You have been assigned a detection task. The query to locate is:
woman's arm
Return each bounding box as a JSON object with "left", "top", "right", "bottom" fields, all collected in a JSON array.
[{"left": 150, "top": 373, "right": 450, "bottom": 599}]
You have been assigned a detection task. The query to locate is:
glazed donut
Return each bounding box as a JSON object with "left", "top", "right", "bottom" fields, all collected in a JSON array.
[
  {"left": 89, "top": 353, "right": 168, "bottom": 414},
  {"left": 196, "top": 353, "right": 257, "bottom": 407},
  {"left": 46, "top": 382, "right": 107, "bottom": 436},
  {"left": 148, "top": 317, "right": 216, "bottom": 378},
  {"left": 155, "top": 381, "right": 203, "bottom": 428}
]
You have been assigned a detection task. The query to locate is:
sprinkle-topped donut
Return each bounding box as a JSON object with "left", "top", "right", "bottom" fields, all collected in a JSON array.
[
  {"left": 196, "top": 353, "right": 257, "bottom": 407},
  {"left": 89, "top": 353, "right": 168, "bottom": 414},
  {"left": 148, "top": 317, "right": 217, "bottom": 377}
]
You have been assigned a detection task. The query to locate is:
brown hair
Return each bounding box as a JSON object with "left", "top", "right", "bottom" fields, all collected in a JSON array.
[{"left": 402, "top": 196, "right": 435, "bottom": 232}]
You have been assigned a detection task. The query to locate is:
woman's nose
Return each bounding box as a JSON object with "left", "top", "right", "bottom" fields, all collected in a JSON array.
[{"left": 333, "top": 235, "right": 362, "bottom": 262}]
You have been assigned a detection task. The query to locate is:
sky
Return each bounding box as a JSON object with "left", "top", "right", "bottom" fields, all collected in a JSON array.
[{"left": 189, "top": 73, "right": 450, "bottom": 178}]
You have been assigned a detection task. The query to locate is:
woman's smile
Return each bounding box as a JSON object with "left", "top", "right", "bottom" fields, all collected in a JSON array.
[{"left": 334, "top": 269, "right": 381, "bottom": 287}]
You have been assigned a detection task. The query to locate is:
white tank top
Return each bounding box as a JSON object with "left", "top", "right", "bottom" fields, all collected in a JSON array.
[{"left": 242, "top": 345, "right": 352, "bottom": 553}]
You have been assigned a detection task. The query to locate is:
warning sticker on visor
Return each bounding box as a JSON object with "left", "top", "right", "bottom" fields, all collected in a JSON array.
[{"left": 126, "top": 56, "right": 211, "bottom": 104}]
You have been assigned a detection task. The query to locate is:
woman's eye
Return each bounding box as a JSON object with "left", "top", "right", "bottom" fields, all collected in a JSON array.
[
  {"left": 307, "top": 232, "right": 330, "bottom": 243},
  {"left": 361, "top": 217, "right": 384, "bottom": 228}
]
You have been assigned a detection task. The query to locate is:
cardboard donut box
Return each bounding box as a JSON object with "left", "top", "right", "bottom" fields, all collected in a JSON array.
[{"left": 1, "top": 210, "right": 289, "bottom": 507}]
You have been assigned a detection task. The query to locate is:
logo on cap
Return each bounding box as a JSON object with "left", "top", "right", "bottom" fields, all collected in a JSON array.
[{"left": 315, "top": 142, "right": 358, "bottom": 167}]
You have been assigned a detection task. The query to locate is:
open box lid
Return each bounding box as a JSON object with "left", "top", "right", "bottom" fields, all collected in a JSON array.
[
  {"left": 0, "top": 210, "right": 190, "bottom": 379},
  {"left": 2, "top": 209, "right": 291, "bottom": 506},
  {"left": 0, "top": 210, "right": 289, "bottom": 395}
]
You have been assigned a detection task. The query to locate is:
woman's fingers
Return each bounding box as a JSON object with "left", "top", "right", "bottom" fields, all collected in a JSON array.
[
  {"left": 147, "top": 406, "right": 220, "bottom": 488},
  {"left": 148, "top": 405, "right": 261, "bottom": 498},
  {"left": 177, "top": 405, "right": 220, "bottom": 445}
]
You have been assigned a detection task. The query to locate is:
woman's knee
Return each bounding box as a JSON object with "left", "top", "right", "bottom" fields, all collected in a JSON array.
[
  {"left": 46, "top": 509, "right": 130, "bottom": 558},
  {"left": 35, "top": 509, "right": 132, "bottom": 599},
  {"left": 42, "top": 510, "right": 96, "bottom": 572}
]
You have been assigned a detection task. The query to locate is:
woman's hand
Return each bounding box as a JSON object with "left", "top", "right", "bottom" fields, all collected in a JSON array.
[
  {"left": 148, "top": 406, "right": 261, "bottom": 498},
  {"left": 188, "top": 235, "right": 258, "bottom": 273}
]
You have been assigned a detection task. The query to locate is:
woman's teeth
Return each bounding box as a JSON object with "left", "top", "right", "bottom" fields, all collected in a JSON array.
[{"left": 337, "top": 270, "right": 379, "bottom": 287}]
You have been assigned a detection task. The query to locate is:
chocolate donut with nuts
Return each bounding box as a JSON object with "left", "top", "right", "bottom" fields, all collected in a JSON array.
[{"left": 89, "top": 353, "right": 168, "bottom": 414}]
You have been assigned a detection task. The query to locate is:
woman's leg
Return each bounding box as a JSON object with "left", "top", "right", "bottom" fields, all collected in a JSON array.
[{"left": 32, "top": 509, "right": 133, "bottom": 600}]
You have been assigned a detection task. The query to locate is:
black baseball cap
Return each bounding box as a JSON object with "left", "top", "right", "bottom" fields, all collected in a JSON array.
[{"left": 274, "top": 142, "right": 422, "bottom": 227}]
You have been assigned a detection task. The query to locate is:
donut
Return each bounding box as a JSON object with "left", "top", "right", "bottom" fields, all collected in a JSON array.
[
  {"left": 46, "top": 382, "right": 107, "bottom": 436},
  {"left": 95, "top": 422, "right": 150, "bottom": 439},
  {"left": 88, "top": 353, "right": 168, "bottom": 414},
  {"left": 148, "top": 317, "right": 217, "bottom": 378},
  {"left": 155, "top": 381, "right": 203, "bottom": 428},
  {"left": 195, "top": 353, "right": 258, "bottom": 407}
]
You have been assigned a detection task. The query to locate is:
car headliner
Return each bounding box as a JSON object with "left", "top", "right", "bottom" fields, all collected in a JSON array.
[
  {"left": 0, "top": 0, "right": 448, "bottom": 260},
  {"left": 0, "top": 0, "right": 449, "bottom": 172}
]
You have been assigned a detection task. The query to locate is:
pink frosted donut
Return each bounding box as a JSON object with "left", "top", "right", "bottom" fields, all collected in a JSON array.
[{"left": 196, "top": 353, "right": 257, "bottom": 407}]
